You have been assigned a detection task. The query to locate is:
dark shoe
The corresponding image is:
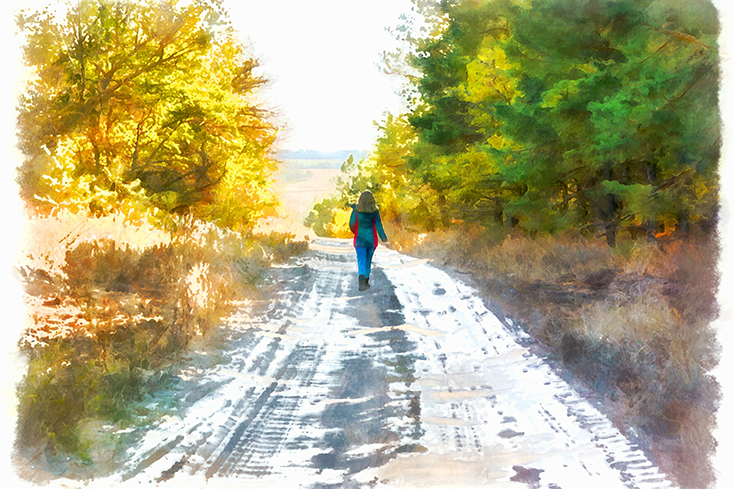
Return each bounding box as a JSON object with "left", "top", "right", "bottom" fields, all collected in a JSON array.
[
  {"left": 358, "top": 274, "right": 367, "bottom": 291},
  {"left": 365, "top": 276, "right": 370, "bottom": 290}
]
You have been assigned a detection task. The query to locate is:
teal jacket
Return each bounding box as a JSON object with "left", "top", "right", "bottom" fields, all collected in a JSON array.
[{"left": 349, "top": 206, "right": 388, "bottom": 248}]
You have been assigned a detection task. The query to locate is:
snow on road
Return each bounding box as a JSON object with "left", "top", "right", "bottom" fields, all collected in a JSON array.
[{"left": 67, "top": 239, "right": 674, "bottom": 488}]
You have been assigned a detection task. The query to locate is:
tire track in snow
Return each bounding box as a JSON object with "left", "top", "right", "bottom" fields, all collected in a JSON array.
[
  {"left": 88, "top": 239, "right": 675, "bottom": 489},
  {"left": 113, "top": 242, "right": 423, "bottom": 487},
  {"left": 370, "top": 247, "right": 674, "bottom": 489}
]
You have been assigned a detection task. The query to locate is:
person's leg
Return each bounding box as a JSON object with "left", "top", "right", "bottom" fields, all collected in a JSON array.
[
  {"left": 365, "top": 246, "right": 376, "bottom": 287},
  {"left": 356, "top": 247, "right": 368, "bottom": 290},
  {"left": 355, "top": 247, "right": 368, "bottom": 276},
  {"left": 365, "top": 246, "right": 376, "bottom": 276}
]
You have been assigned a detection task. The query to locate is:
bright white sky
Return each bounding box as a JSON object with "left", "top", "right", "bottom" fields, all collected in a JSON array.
[
  {"left": 224, "top": 0, "right": 415, "bottom": 152},
  {"left": 1, "top": 0, "right": 415, "bottom": 152},
  {"left": 0, "top": 0, "right": 733, "bottom": 485}
]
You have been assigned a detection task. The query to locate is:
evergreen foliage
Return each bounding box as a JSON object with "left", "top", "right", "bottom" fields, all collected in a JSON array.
[
  {"left": 302, "top": 3, "right": 721, "bottom": 484},
  {"left": 314, "top": 0, "right": 720, "bottom": 246}
]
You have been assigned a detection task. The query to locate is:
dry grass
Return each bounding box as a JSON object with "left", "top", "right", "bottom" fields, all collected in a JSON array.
[
  {"left": 14, "top": 210, "right": 307, "bottom": 473},
  {"left": 393, "top": 224, "right": 720, "bottom": 489},
  {"left": 256, "top": 168, "right": 342, "bottom": 240},
  {"left": 19, "top": 209, "right": 170, "bottom": 276}
]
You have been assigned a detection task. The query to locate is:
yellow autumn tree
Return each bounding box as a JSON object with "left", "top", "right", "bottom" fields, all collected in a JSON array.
[{"left": 16, "top": 0, "right": 278, "bottom": 231}]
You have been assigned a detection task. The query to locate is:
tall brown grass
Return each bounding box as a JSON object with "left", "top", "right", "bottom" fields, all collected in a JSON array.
[
  {"left": 14, "top": 211, "right": 307, "bottom": 475},
  {"left": 392, "top": 223, "right": 719, "bottom": 489}
]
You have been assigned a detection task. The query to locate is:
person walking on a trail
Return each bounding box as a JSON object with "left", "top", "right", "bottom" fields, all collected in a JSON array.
[{"left": 349, "top": 191, "right": 389, "bottom": 291}]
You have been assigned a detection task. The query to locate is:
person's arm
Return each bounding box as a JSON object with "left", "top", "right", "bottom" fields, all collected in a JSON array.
[
  {"left": 349, "top": 207, "right": 357, "bottom": 234},
  {"left": 375, "top": 211, "right": 388, "bottom": 243}
]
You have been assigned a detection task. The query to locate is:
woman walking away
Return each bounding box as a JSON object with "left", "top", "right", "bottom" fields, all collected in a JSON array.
[{"left": 349, "top": 191, "right": 389, "bottom": 291}]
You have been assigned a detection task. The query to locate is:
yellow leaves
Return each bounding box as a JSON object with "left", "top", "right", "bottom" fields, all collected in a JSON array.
[
  {"left": 578, "top": 62, "right": 597, "bottom": 75},
  {"left": 479, "top": 43, "right": 513, "bottom": 71},
  {"left": 462, "top": 41, "right": 517, "bottom": 105},
  {"left": 19, "top": 0, "right": 276, "bottom": 232},
  {"left": 694, "top": 180, "right": 711, "bottom": 199},
  {"left": 458, "top": 147, "right": 490, "bottom": 168},
  {"left": 486, "top": 134, "right": 507, "bottom": 150},
  {"left": 541, "top": 78, "right": 581, "bottom": 108},
  {"left": 328, "top": 208, "right": 354, "bottom": 239},
  {"left": 36, "top": 134, "right": 154, "bottom": 219}
]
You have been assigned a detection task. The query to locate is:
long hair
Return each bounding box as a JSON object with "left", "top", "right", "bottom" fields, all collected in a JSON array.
[{"left": 356, "top": 190, "right": 377, "bottom": 213}]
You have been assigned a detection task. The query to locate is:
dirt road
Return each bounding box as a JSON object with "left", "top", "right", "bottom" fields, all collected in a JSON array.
[{"left": 102, "top": 239, "right": 674, "bottom": 488}]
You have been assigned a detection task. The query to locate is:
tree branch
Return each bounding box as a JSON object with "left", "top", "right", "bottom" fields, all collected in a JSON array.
[{"left": 662, "top": 65, "right": 714, "bottom": 108}]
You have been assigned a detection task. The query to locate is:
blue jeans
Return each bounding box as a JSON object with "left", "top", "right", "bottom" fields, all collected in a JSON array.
[{"left": 355, "top": 246, "right": 376, "bottom": 278}]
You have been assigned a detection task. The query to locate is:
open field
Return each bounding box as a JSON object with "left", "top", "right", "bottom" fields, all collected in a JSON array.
[
  {"left": 280, "top": 158, "right": 345, "bottom": 169},
  {"left": 254, "top": 163, "right": 342, "bottom": 238}
]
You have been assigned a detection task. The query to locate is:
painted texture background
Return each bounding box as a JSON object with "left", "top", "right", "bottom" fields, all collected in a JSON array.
[{"left": 0, "top": 0, "right": 732, "bottom": 487}]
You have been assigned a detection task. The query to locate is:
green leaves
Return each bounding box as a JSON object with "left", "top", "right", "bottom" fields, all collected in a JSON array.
[{"left": 335, "top": 0, "right": 720, "bottom": 245}]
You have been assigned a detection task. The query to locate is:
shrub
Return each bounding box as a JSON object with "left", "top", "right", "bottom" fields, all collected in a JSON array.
[{"left": 15, "top": 216, "right": 307, "bottom": 466}]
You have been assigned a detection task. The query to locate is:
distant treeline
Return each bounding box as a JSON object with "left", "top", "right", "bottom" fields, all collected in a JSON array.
[
  {"left": 309, "top": 0, "right": 719, "bottom": 247},
  {"left": 278, "top": 149, "right": 368, "bottom": 161}
]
